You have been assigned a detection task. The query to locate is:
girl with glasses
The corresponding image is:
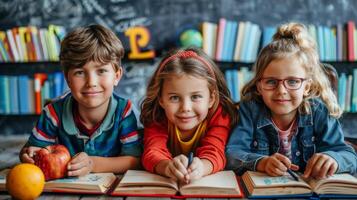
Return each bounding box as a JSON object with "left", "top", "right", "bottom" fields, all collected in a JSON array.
[{"left": 226, "top": 23, "right": 357, "bottom": 179}]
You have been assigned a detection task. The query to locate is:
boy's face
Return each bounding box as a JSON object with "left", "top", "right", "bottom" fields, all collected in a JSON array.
[{"left": 66, "top": 61, "right": 122, "bottom": 113}]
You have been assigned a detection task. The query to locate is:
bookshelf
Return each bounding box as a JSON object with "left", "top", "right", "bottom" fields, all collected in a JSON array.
[
  {"left": 0, "top": 0, "right": 356, "bottom": 141},
  {"left": 0, "top": 62, "right": 61, "bottom": 75}
]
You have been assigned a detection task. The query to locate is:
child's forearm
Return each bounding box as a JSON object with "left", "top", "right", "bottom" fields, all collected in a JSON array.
[{"left": 90, "top": 156, "right": 140, "bottom": 173}]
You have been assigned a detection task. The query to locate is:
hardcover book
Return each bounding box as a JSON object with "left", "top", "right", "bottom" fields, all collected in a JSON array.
[
  {"left": 112, "top": 170, "right": 243, "bottom": 198},
  {"left": 242, "top": 170, "right": 357, "bottom": 198}
]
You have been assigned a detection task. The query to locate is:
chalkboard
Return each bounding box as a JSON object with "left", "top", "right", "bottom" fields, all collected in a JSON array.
[{"left": 1, "top": 0, "right": 357, "bottom": 53}]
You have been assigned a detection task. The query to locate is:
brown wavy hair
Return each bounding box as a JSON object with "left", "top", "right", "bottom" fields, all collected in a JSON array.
[
  {"left": 140, "top": 47, "right": 238, "bottom": 127},
  {"left": 60, "top": 24, "right": 124, "bottom": 74}
]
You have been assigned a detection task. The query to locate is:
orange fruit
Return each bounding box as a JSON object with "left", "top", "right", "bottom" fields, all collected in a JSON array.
[{"left": 6, "top": 163, "right": 45, "bottom": 200}]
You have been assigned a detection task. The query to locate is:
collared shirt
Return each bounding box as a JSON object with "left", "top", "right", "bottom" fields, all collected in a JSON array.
[
  {"left": 27, "top": 92, "right": 142, "bottom": 157},
  {"left": 225, "top": 98, "right": 357, "bottom": 175}
]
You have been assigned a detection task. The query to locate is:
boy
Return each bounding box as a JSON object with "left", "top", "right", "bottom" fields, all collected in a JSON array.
[{"left": 20, "top": 24, "right": 141, "bottom": 176}]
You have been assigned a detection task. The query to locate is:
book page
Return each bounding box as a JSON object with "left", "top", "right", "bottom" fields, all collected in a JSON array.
[
  {"left": 242, "top": 171, "right": 312, "bottom": 197},
  {"left": 117, "top": 170, "right": 178, "bottom": 191},
  {"left": 179, "top": 170, "right": 241, "bottom": 196},
  {"left": 307, "top": 173, "right": 357, "bottom": 195},
  {"left": 45, "top": 173, "right": 116, "bottom": 193},
  {"left": 245, "top": 171, "right": 311, "bottom": 188}
]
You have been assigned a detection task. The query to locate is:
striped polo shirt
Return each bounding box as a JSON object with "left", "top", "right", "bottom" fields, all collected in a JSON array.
[{"left": 26, "top": 92, "right": 142, "bottom": 157}]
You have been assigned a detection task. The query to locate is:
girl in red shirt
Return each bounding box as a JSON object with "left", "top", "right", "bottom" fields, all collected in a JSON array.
[{"left": 140, "top": 47, "right": 238, "bottom": 183}]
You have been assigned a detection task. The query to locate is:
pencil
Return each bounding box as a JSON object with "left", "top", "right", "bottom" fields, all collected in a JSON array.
[
  {"left": 287, "top": 169, "right": 299, "bottom": 181},
  {"left": 188, "top": 152, "right": 194, "bottom": 167}
]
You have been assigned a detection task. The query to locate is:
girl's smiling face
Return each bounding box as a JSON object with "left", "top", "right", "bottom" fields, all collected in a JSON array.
[
  {"left": 159, "top": 74, "right": 215, "bottom": 135},
  {"left": 257, "top": 57, "right": 310, "bottom": 123}
]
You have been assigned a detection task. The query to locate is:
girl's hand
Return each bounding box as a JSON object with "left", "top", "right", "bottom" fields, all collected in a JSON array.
[
  {"left": 185, "top": 157, "right": 205, "bottom": 183},
  {"left": 67, "top": 152, "right": 94, "bottom": 177},
  {"left": 257, "top": 153, "right": 299, "bottom": 176},
  {"left": 20, "top": 146, "right": 42, "bottom": 163},
  {"left": 164, "top": 154, "right": 189, "bottom": 182},
  {"left": 303, "top": 153, "right": 338, "bottom": 179}
]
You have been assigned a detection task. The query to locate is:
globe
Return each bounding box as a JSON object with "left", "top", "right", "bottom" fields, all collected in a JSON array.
[{"left": 179, "top": 29, "right": 203, "bottom": 48}]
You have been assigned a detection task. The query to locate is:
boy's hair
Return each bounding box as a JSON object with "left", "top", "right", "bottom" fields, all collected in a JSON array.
[
  {"left": 241, "top": 22, "right": 342, "bottom": 118},
  {"left": 140, "top": 47, "right": 238, "bottom": 126},
  {"left": 60, "top": 24, "right": 124, "bottom": 74}
]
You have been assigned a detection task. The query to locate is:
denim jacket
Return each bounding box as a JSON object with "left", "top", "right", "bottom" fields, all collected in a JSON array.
[{"left": 225, "top": 98, "right": 357, "bottom": 175}]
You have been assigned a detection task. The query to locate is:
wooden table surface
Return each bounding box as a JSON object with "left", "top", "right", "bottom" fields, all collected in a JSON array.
[{"left": 0, "top": 135, "right": 243, "bottom": 199}]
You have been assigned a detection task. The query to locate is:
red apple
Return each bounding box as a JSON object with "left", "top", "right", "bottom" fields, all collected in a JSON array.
[{"left": 34, "top": 144, "right": 71, "bottom": 181}]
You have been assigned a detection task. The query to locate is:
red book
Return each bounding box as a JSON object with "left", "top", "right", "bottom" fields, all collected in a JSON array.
[
  {"left": 347, "top": 21, "right": 355, "bottom": 61},
  {"left": 34, "top": 73, "right": 47, "bottom": 114},
  {"left": 111, "top": 170, "right": 243, "bottom": 198}
]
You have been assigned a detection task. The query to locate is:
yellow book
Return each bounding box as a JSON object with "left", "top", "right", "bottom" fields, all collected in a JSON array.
[
  {"left": 18, "top": 27, "right": 28, "bottom": 62},
  {"left": 242, "top": 170, "right": 357, "bottom": 198},
  {"left": 112, "top": 170, "right": 242, "bottom": 198}
]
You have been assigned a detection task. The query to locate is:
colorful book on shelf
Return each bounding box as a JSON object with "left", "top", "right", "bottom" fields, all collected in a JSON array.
[
  {"left": 6, "top": 29, "right": 20, "bottom": 62},
  {"left": 0, "top": 169, "right": 117, "bottom": 194},
  {"left": 18, "top": 75, "right": 30, "bottom": 114},
  {"left": 201, "top": 21, "right": 217, "bottom": 59},
  {"left": 233, "top": 21, "right": 246, "bottom": 61},
  {"left": 317, "top": 25, "right": 325, "bottom": 61},
  {"left": 112, "top": 170, "right": 243, "bottom": 198},
  {"left": 241, "top": 170, "right": 357, "bottom": 198},
  {"left": 347, "top": 21, "right": 355, "bottom": 61},
  {"left": 239, "top": 21, "right": 252, "bottom": 62},
  {"left": 2, "top": 31, "right": 14, "bottom": 61},
  {"left": 352, "top": 68, "right": 357, "bottom": 112},
  {"left": 34, "top": 73, "right": 48, "bottom": 114},
  {"left": 215, "top": 18, "right": 226, "bottom": 61}
]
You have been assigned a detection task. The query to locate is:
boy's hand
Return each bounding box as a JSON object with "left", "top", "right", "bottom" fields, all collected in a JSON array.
[
  {"left": 20, "top": 146, "right": 42, "bottom": 163},
  {"left": 67, "top": 152, "right": 94, "bottom": 177},
  {"left": 185, "top": 157, "right": 205, "bottom": 183},
  {"left": 164, "top": 154, "right": 189, "bottom": 182},
  {"left": 257, "top": 153, "right": 299, "bottom": 176},
  {"left": 303, "top": 153, "right": 338, "bottom": 179}
]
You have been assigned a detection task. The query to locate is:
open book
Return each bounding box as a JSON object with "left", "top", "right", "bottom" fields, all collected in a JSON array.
[
  {"left": 0, "top": 169, "right": 117, "bottom": 194},
  {"left": 242, "top": 171, "right": 357, "bottom": 198},
  {"left": 112, "top": 170, "right": 242, "bottom": 198}
]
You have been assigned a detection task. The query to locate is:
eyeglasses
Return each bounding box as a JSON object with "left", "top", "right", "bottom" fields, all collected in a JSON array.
[{"left": 259, "top": 77, "right": 307, "bottom": 90}]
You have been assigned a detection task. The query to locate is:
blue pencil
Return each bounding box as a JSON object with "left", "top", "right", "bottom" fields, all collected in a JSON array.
[
  {"left": 287, "top": 169, "right": 299, "bottom": 181},
  {"left": 188, "top": 152, "right": 194, "bottom": 167}
]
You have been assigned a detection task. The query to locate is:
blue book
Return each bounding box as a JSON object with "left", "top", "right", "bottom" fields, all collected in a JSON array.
[
  {"left": 0, "top": 76, "right": 6, "bottom": 113},
  {"left": 231, "top": 69, "right": 239, "bottom": 102},
  {"left": 262, "top": 26, "right": 276, "bottom": 48},
  {"left": 227, "top": 21, "right": 238, "bottom": 61},
  {"left": 53, "top": 72, "right": 63, "bottom": 98},
  {"left": 9, "top": 76, "right": 19, "bottom": 114},
  {"left": 224, "top": 70, "right": 234, "bottom": 101},
  {"left": 352, "top": 69, "right": 357, "bottom": 112},
  {"left": 317, "top": 26, "right": 325, "bottom": 61},
  {"left": 239, "top": 22, "right": 252, "bottom": 62},
  {"left": 221, "top": 21, "right": 232, "bottom": 61},
  {"left": 323, "top": 26, "right": 331, "bottom": 61},
  {"left": 338, "top": 73, "right": 347, "bottom": 111},
  {"left": 18, "top": 75, "right": 30, "bottom": 114}
]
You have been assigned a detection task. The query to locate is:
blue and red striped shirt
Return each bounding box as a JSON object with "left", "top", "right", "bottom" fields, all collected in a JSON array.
[{"left": 26, "top": 92, "right": 142, "bottom": 157}]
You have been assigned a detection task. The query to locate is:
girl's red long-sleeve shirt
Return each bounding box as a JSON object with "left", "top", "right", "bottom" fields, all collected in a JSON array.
[{"left": 142, "top": 106, "right": 231, "bottom": 173}]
